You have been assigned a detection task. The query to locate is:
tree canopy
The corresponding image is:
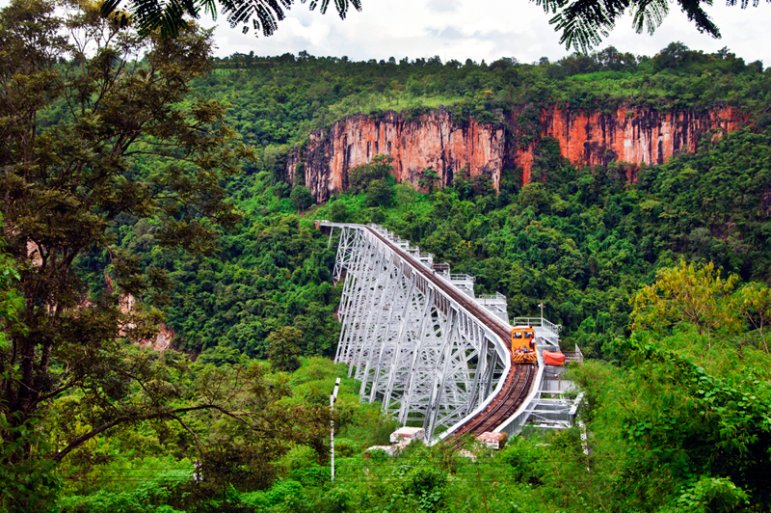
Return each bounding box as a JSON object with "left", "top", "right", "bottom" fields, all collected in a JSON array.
[
  {"left": 0, "top": 0, "right": 768, "bottom": 510},
  {"left": 0, "top": 0, "right": 247, "bottom": 501}
]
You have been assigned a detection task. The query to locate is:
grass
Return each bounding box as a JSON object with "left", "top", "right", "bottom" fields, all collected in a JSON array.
[{"left": 325, "top": 92, "right": 466, "bottom": 120}]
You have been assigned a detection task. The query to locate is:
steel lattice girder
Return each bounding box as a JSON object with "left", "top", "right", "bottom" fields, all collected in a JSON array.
[{"left": 328, "top": 224, "right": 508, "bottom": 440}]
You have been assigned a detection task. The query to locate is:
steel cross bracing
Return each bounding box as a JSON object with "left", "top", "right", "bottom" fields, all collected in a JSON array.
[{"left": 324, "top": 223, "right": 512, "bottom": 440}]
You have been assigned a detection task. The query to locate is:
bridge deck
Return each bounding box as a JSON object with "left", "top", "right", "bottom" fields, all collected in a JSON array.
[{"left": 362, "top": 225, "right": 537, "bottom": 438}]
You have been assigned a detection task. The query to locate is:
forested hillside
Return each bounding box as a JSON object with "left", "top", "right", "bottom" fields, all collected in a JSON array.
[
  {"left": 142, "top": 44, "right": 770, "bottom": 355},
  {"left": 137, "top": 123, "right": 770, "bottom": 360},
  {"left": 1, "top": 3, "right": 769, "bottom": 510}
]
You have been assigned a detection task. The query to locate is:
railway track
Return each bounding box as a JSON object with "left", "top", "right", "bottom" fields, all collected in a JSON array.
[
  {"left": 363, "top": 226, "right": 536, "bottom": 438},
  {"left": 450, "top": 364, "right": 534, "bottom": 438}
]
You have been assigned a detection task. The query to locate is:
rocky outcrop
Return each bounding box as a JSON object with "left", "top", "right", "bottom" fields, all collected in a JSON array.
[
  {"left": 137, "top": 324, "right": 175, "bottom": 352},
  {"left": 516, "top": 105, "right": 747, "bottom": 182},
  {"left": 288, "top": 105, "right": 747, "bottom": 201},
  {"left": 118, "top": 294, "right": 175, "bottom": 351},
  {"left": 288, "top": 110, "right": 506, "bottom": 202}
]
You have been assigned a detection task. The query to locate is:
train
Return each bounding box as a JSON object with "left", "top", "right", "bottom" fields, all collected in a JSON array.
[
  {"left": 510, "top": 324, "right": 566, "bottom": 365},
  {"left": 511, "top": 326, "right": 537, "bottom": 364}
]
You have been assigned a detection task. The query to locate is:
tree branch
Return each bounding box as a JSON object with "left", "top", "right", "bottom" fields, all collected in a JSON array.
[
  {"left": 52, "top": 403, "right": 248, "bottom": 462},
  {"left": 32, "top": 375, "right": 80, "bottom": 405},
  {"left": 170, "top": 414, "right": 204, "bottom": 455}
]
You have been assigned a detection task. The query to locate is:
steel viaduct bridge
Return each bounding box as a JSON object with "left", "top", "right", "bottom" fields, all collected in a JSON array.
[{"left": 319, "top": 222, "right": 581, "bottom": 443}]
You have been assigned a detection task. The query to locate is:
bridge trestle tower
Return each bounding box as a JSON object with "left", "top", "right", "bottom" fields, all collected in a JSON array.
[{"left": 325, "top": 223, "right": 511, "bottom": 440}]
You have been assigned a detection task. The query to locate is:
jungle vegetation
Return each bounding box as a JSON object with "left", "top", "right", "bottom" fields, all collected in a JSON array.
[{"left": 0, "top": 0, "right": 769, "bottom": 510}]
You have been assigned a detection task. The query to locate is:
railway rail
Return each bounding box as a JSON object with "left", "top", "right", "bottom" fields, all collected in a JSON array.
[{"left": 361, "top": 225, "right": 537, "bottom": 438}]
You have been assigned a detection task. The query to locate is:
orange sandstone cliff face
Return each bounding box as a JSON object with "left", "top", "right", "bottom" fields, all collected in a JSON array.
[
  {"left": 288, "top": 110, "right": 506, "bottom": 202},
  {"left": 517, "top": 105, "right": 747, "bottom": 183},
  {"left": 288, "top": 106, "right": 746, "bottom": 201}
]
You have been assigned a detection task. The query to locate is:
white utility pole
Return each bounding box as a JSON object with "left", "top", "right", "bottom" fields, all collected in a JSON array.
[
  {"left": 330, "top": 377, "right": 341, "bottom": 482},
  {"left": 539, "top": 302, "right": 545, "bottom": 325}
]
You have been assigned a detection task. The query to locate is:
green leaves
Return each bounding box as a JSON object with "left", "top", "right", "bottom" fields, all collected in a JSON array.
[
  {"left": 0, "top": 2, "right": 254, "bottom": 499},
  {"left": 266, "top": 326, "right": 303, "bottom": 372},
  {"left": 630, "top": 260, "right": 741, "bottom": 335},
  {"left": 291, "top": 185, "right": 316, "bottom": 211},
  {"left": 348, "top": 154, "right": 395, "bottom": 194},
  {"left": 533, "top": 0, "right": 751, "bottom": 52},
  {"left": 99, "top": 0, "right": 362, "bottom": 38},
  {"left": 668, "top": 476, "right": 750, "bottom": 513}
]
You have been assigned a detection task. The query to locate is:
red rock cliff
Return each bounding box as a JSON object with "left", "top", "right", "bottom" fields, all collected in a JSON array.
[
  {"left": 288, "top": 105, "right": 746, "bottom": 201},
  {"left": 288, "top": 110, "right": 506, "bottom": 202},
  {"left": 516, "top": 105, "right": 747, "bottom": 182}
]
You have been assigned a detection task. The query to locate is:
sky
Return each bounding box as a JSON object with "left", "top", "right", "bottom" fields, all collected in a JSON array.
[{"left": 206, "top": 0, "right": 771, "bottom": 64}]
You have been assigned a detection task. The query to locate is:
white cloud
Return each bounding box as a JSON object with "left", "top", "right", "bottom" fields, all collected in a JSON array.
[
  {"left": 427, "top": 0, "right": 462, "bottom": 13},
  {"left": 0, "top": 0, "right": 766, "bottom": 63},
  {"left": 206, "top": 0, "right": 771, "bottom": 64}
]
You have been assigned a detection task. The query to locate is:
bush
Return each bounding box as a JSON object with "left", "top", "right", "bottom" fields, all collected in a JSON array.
[
  {"left": 365, "top": 179, "right": 394, "bottom": 207},
  {"left": 348, "top": 155, "right": 394, "bottom": 193},
  {"left": 266, "top": 327, "right": 303, "bottom": 372},
  {"left": 290, "top": 186, "right": 315, "bottom": 211}
]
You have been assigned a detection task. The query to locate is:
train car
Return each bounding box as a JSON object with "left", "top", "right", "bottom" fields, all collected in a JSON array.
[{"left": 511, "top": 326, "right": 537, "bottom": 364}]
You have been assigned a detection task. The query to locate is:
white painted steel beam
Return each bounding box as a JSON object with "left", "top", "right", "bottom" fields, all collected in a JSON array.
[{"left": 323, "top": 223, "right": 514, "bottom": 439}]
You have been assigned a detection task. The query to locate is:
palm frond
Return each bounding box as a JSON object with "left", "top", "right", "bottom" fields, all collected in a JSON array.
[
  {"left": 532, "top": 0, "right": 571, "bottom": 14},
  {"left": 301, "top": 0, "right": 362, "bottom": 18},
  {"left": 549, "top": 0, "right": 630, "bottom": 52},
  {"left": 536, "top": 0, "right": 768, "bottom": 52},
  {"left": 676, "top": 0, "right": 720, "bottom": 37},
  {"left": 99, "top": 0, "right": 362, "bottom": 38},
  {"left": 630, "top": 0, "right": 669, "bottom": 34}
]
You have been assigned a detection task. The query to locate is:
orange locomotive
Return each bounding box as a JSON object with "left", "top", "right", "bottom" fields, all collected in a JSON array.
[{"left": 511, "top": 326, "right": 537, "bottom": 364}]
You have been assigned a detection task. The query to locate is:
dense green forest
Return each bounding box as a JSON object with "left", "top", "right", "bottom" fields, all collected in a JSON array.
[
  {"left": 145, "top": 44, "right": 770, "bottom": 357},
  {"left": 153, "top": 123, "right": 771, "bottom": 359},
  {"left": 1, "top": 0, "right": 769, "bottom": 510}
]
